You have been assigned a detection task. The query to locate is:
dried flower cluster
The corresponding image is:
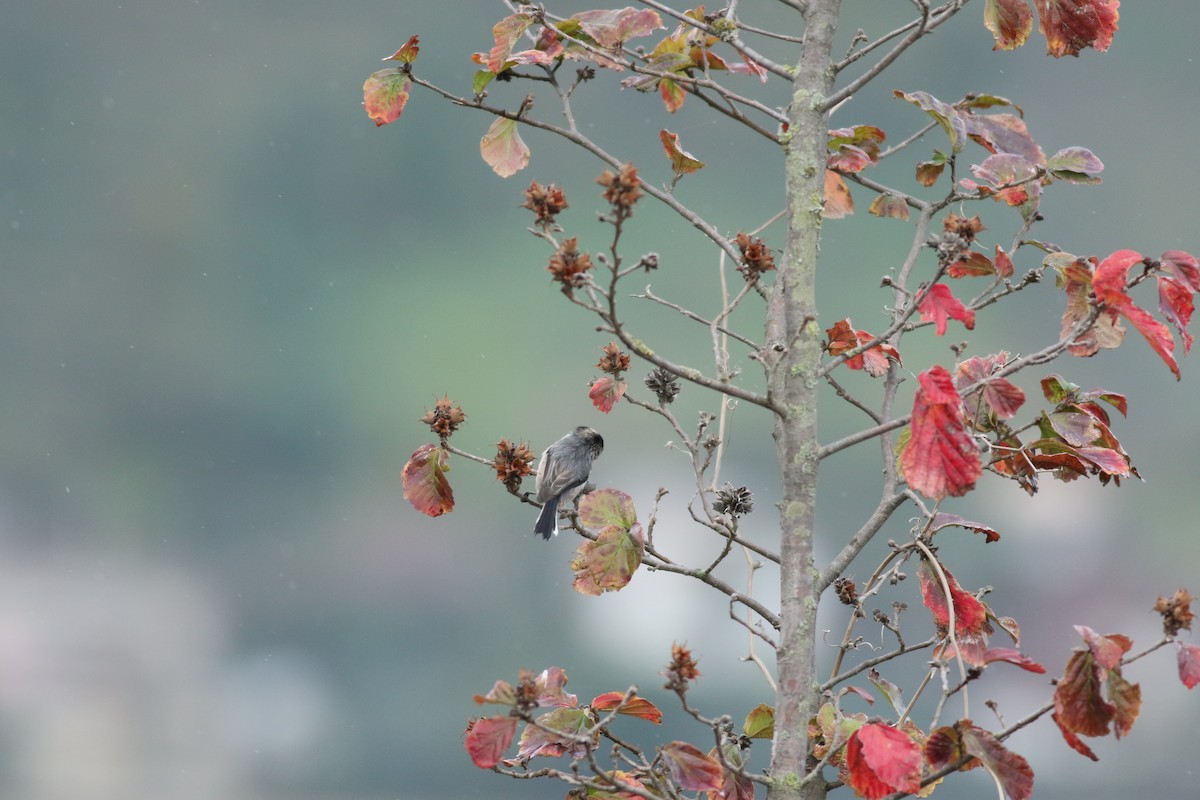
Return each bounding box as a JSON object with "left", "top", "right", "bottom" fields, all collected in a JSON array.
[
  {"left": 596, "top": 163, "right": 643, "bottom": 212},
  {"left": 644, "top": 367, "right": 680, "bottom": 404},
  {"left": 493, "top": 439, "right": 534, "bottom": 494},
  {"left": 927, "top": 214, "right": 985, "bottom": 268},
  {"left": 596, "top": 342, "right": 631, "bottom": 376},
  {"left": 712, "top": 483, "right": 754, "bottom": 517},
  {"left": 421, "top": 395, "right": 466, "bottom": 440},
  {"left": 1154, "top": 588, "right": 1195, "bottom": 637},
  {"left": 734, "top": 231, "right": 776, "bottom": 280},
  {"left": 663, "top": 642, "right": 701, "bottom": 692},
  {"left": 522, "top": 180, "right": 568, "bottom": 227},
  {"left": 833, "top": 576, "right": 859, "bottom": 606},
  {"left": 547, "top": 237, "right": 594, "bottom": 294}
]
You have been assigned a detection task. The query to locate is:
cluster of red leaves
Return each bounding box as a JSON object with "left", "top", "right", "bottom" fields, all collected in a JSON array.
[
  {"left": 810, "top": 704, "right": 1035, "bottom": 800},
  {"left": 590, "top": 343, "right": 630, "bottom": 414},
  {"left": 1051, "top": 626, "right": 1141, "bottom": 760},
  {"left": 1063, "top": 249, "right": 1199, "bottom": 380},
  {"left": 522, "top": 180, "right": 568, "bottom": 227},
  {"left": 985, "top": 0, "right": 1119, "bottom": 57},
  {"left": 734, "top": 231, "right": 776, "bottom": 281},
  {"left": 464, "top": 659, "right": 744, "bottom": 798},
  {"left": 990, "top": 373, "right": 1133, "bottom": 494},
  {"left": 492, "top": 438, "right": 534, "bottom": 494},
  {"left": 825, "top": 318, "right": 901, "bottom": 378},
  {"left": 547, "top": 237, "right": 594, "bottom": 293}
]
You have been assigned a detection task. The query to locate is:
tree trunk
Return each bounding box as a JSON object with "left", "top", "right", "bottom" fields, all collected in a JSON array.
[{"left": 766, "top": 3, "right": 841, "bottom": 800}]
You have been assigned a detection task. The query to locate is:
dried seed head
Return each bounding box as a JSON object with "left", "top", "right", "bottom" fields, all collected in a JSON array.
[
  {"left": 421, "top": 396, "right": 466, "bottom": 440},
  {"left": 644, "top": 367, "right": 680, "bottom": 404},
  {"left": 493, "top": 439, "right": 535, "bottom": 494}
]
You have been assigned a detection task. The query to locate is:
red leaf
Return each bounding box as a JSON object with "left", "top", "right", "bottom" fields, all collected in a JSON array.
[
  {"left": 1177, "top": 641, "right": 1200, "bottom": 689},
  {"left": 917, "top": 557, "right": 990, "bottom": 649},
  {"left": 982, "top": 647, "right": 1047, "bottom": 673},
  {"left": 969, "top": 153, "right": 1041, "bottom": 212},
  {"left": 1075, "top": 625, "right": 1132, "bottom": 670},
  {"left": 659, "top": 129, "right": 705, "bottom": 174},
  {"left": 480, "top": 118, "right": 531, "bottom": 178},
  {"left": 995, "top": 245, "right": 1016, "bottom": 277},
  {"left": 900, "top": 366, "right": 982, "bottom": 500},
  {"left": 1094, "top": 249, "right": 1180, "bottom": 378},
  {"left": 1158, "top": 275, "right": 1194, "bottom": 354},
  {"left": 1052, "top": 710, "right": 1099, "bottom": 760},
  {"left": 955, "top": 352, "right": 1025, "bottom": 421},
  {"left": 590, "top": 692, "right": 663, "bottom": 723},
  {"left": 465, "top": 716, "right": 518, "bottom": 768},
  {"left": 363, "top": 69, "right": 412, "bottom": 127},
  {"left": 826, "top": 318, "right": 900, "bottom": 377},
  {"left": 1055, "top": 255, "right": 1125, "bottom": 357},
  {"left": 984, "top": 0, "right": 1035, "bottom": 50},
  {"left": 660, "top": 741, "right": 724, "bottom": 792},
  {"left": 918, "top": 284, "right": 976, "bottom": 336},
  {"left": 947, "top": 251, "right": 997, "bottom": 278},
  {"left": 1034, "top": 0, "right": 1119, "bottom": 58},
  {"left": 589, "top": 376, "right": 628, "bottom": 414},
  {"left": 1161, "top": 250, "right": 1200, "bottom": 292},
  {"left": 401, "top": 444, "right": 454, "bottom": 516},
  {"left": 846, "top": 723, "right": 922, "bottom": 800},
  {"left": 959, "top": 724, "right": 1035, "bottom": 800},
  {"left": 1053, "top": 650, "right": 1112, "bottom": 737},
  {"left": 965, "top": 113, "right": 1045, "bottom": 165}
]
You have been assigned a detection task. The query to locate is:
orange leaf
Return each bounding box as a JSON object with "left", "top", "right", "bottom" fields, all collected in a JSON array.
[
  {"left": 382, "top": 34, "right": 420, "bottom": 64},
  {"left": 823, "top": 170, "right": 854, "bottom": 218},
  {"left": 590, "top": 692, "right": 663, "bottom": 723}
]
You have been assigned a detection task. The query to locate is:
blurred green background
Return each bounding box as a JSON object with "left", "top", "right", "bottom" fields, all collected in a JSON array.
[{"left": 2, "top": 2, "right": 1198, "bottom": 799}]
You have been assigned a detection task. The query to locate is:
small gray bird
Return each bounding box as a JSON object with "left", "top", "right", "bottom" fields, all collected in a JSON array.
[{"left": 534, "top": 426, "right": 604, "bottom": 539}]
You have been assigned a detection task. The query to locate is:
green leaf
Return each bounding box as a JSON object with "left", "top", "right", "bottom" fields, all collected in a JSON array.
[
  {"left": 894, "top": 90, "right": 967, "bottom": 154},
  {"left": 743, "top": 703, "right": 775, "bottom": 739},
  {"left": 578, "top": 488, "right": 638, "bottom": 530}
]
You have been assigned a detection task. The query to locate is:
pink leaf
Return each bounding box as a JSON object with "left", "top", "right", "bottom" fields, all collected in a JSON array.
[
  {"left": 919, "top": 283, "right": 976, "bottom": 336},
  {"left": 480, "top": 118, "right": 531, "bottom": 178},
  {"left": 465, "top": 716, "right": 518, "bottom": 768}
]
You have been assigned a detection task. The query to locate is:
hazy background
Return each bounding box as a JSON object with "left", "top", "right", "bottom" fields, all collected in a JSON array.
[{"left": 2, "top": 2, "right": 1198, "bottom": 799}]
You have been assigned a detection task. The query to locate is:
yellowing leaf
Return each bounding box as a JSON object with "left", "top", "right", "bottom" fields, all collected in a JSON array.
[
  {"left": 659, "top": 129, "right": 705, "bottom": 175},
  {"left": 570, "top": 524, "right": 644, "bottom": 596}
]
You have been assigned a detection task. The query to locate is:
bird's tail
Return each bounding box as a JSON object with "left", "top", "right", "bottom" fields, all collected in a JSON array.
[{"left": 533, "top": 497, "right": 559, "bottom": 540}]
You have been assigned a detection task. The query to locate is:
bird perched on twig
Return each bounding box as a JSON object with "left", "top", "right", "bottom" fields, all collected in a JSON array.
[{"left": 533, "top": 426, "right": 604, "bottom": 539}]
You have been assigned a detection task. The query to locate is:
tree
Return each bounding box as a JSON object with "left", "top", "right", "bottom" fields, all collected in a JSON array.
[{"left": 368, "top": 3, "right": 1198, "bottom": 799}]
